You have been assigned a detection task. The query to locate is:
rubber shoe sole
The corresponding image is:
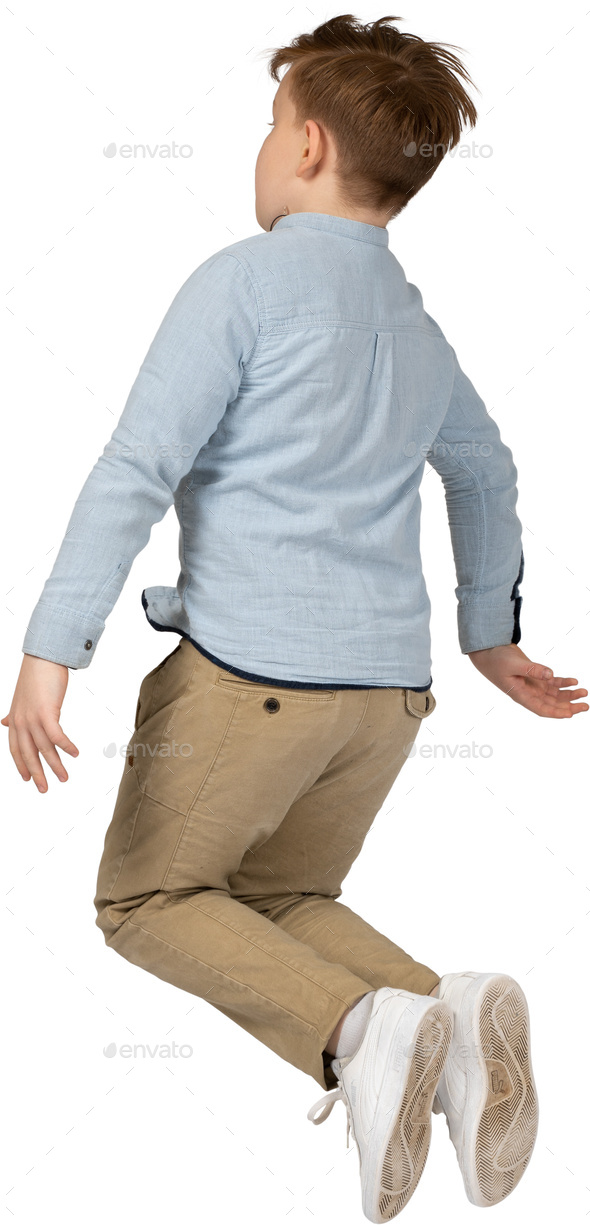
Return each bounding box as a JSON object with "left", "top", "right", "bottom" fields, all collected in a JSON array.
[
  {"left": 366, "top": 998, "right": 453, "bottom": 1221},
  {"left": 434, "top": 972, "right": 539, "bottom": 1205},
  {"left": 322, "top": 990, "right": 454, "bottom": 1222}
]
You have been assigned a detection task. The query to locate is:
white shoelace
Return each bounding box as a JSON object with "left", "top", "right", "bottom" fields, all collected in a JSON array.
[{"left": 307, "top": 1084, "right": 356, "bottom": 1149}]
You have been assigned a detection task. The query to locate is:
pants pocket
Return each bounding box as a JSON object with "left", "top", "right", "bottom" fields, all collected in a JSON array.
[
  {"left": 133, "top": 643, "right": 183, "bottom": 732},
  {"left": 404, "top": 688, "right": 436, "bottom": 718}
]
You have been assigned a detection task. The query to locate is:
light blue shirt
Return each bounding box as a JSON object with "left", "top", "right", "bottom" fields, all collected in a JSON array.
[{"left": 23, "top": 211, "right": 524, "bottom": 687}]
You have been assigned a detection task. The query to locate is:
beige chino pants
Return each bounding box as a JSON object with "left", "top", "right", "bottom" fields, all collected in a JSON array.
[{"left": 94, "top": 638, "right": 440, "bottom": 1091}]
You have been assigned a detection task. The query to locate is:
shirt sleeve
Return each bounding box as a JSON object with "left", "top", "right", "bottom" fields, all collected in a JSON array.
[
  {"left": 22, "top": 250, "right": 260, "bottom": 669},
  {"left": 425, "top": 346, "right": 524, "bottom": 653}
]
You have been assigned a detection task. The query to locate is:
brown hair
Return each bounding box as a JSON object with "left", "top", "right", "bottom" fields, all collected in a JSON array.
[{"left": 264, "top": 14, "right": 479, "bottom": 218}]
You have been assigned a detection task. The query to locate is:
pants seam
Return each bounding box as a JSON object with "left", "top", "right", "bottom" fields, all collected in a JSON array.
[
  {"left": 104, "top": 770, "right": 147, "bottom": 907},
  {"left": 183, "top": 895, "right": 369, "bottom": 1001},
  {"left": 125, "top": 914, "right": 359, "bottom": 1036},
  {"left": 139, "top": 652, "right": 200, "bottom": 797},
  {"left": 347, "top": 687, "right": 372, "bottom": 739},
  {"left": 161, "top": 692, "right": 242, "bottom": 889}
]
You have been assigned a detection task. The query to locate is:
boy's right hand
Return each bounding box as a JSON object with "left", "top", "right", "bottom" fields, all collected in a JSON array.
[{"left": 2, "top": 654, "right": 79, "bottom": 793}]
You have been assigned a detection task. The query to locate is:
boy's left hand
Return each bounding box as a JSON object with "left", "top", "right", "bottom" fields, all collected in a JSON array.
[{"left": 467, "top": 643, "right": 589, "bottom": 718}]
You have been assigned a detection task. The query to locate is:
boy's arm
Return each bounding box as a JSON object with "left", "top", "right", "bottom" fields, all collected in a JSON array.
[
  {"left": 22, "top": 250, "right": 259, "bottom": 669},
  {"left": 2, "top": 250, "right": 259, "bottom": 792},
  {"left": 427, "top": 348, "right": 587, "bottom": 718},
  {"left": 425, "top": 347, "right": 524, "bottom": 654}
]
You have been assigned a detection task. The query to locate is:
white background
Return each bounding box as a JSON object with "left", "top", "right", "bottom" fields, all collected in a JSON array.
[{"left": 2, "top": 1, "right": 588, "bottom": 1221}]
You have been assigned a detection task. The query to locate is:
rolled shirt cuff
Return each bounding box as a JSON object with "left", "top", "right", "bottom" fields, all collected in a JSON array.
[
  {"left": 458, "top": 598, "right": 522, "bottom": 653},
  {"left": 22, "top": 601, "right": 104, "bottom": 668}
]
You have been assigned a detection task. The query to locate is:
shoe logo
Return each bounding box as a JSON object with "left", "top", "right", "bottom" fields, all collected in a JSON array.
[{"left": 484, "top": 1060, "right": 514, "bottom": 1107}]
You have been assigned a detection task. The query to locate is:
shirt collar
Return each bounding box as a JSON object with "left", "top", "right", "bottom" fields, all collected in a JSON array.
[{"left": 272, "top": 211, "right": 389, "bottom": 247}]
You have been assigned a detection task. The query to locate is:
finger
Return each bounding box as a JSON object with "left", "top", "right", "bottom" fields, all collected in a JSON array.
[
  {"left": 519, "top": 676, "right": 587, "bottom": 704},
  {"left": 532, "top": 687, "right": 588, "bottom": 713},
  {"left": 525, "top": 701, "right": 575, "bottom": 718},
  {"left": 525, "top": 695, "right": 588, "bottom": 718},
  {"left": 537, "top": 682, "right": 587, "bottom": 702},
  {"left": 516, "top": 661, "right": 554, "bottom": 681},
  {"left": 47, "top": 722, "right": 79, "bottom": 758},
  {"left": 508, "top": 686, "right": 580, "bottom": 718},
  {"left": 15, "top": 726, "right": 49, "bottom": 791},
  {"left": 552, "top": 687, "right": 588, "bottom": 704},
  {"left": 550, "top": 697, "right": 590, "bottom": 713},
  {"left": 7, "top": 721, "right": 32, "bottom": 782},
  {"left": 30, "top": 724, "right": 70, "bottom": 782}
]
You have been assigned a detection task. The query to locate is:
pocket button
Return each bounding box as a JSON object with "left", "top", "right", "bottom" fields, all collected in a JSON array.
[{"left": 264, "top": 697, "right": 280, "bottom": 713}]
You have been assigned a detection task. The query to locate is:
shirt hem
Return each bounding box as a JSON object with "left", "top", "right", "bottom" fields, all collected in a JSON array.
[{"left": 140, "top": 590, "right": 433, "bottom": 692}]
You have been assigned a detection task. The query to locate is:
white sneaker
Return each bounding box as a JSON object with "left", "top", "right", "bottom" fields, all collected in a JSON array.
[
  {"left": 308, "top": 987, "right": 454, "bottom": 1222},
  {"left": 432, "top": 971, "right": 539, "bottom": 1206}
]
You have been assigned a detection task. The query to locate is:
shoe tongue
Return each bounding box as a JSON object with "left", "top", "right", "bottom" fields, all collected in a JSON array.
[{"left": 330, "top": 1053, "right": 353, "bottom": 1080}]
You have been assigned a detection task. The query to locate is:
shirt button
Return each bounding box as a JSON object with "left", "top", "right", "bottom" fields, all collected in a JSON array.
[
  {"left": 84, "top": 639, "right": 93, "bottom": 650},
  {"left": 263, "top": 697, "right": 280, "bottom": 713}
]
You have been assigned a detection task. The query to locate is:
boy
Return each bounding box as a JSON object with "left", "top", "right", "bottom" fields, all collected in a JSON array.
[{"left": 4, "top": 14, "right": 588, "bottom": 1223}]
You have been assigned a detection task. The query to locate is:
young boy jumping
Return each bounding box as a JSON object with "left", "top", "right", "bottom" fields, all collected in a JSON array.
[{"left": 4, "top": 14, "right": 588, "bottom": 1223}]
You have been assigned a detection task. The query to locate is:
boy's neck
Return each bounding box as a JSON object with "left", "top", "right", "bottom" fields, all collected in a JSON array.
[{"left": 275, "top": 202, "right": 392, "bottom": 231}]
